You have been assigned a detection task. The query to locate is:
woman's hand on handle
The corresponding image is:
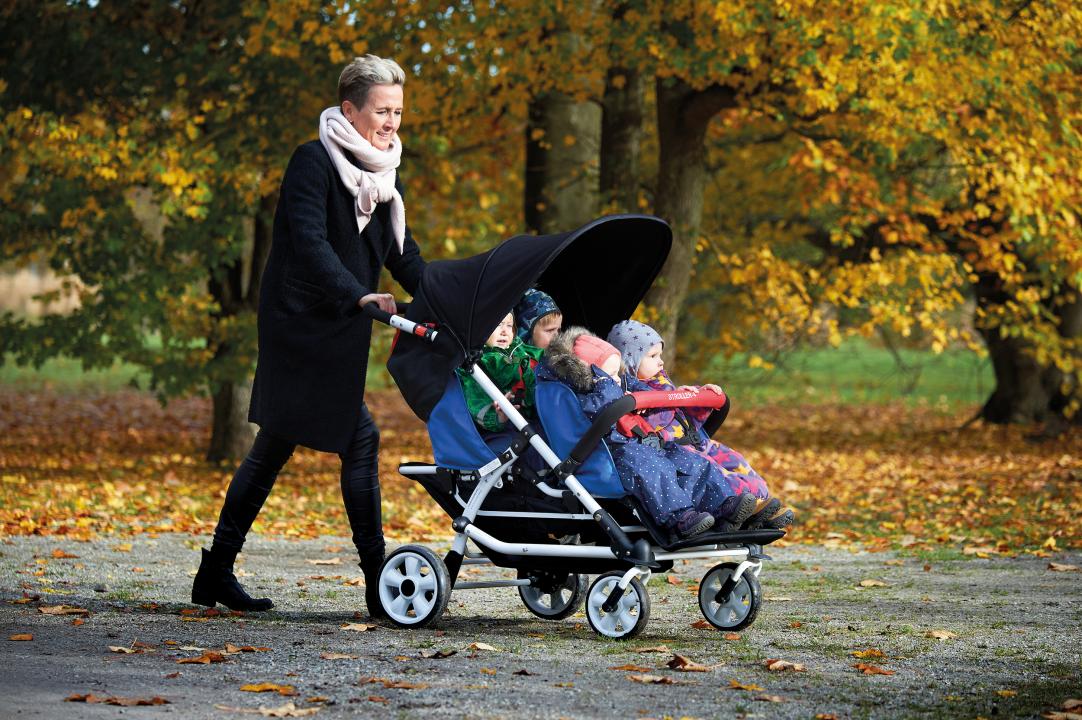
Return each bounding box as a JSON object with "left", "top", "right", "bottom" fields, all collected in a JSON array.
[{"left": 359, "top": 293, "right": 397, "bottom": 315}]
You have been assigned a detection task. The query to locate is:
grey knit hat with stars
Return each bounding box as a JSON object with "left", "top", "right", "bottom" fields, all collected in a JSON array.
[{"left": 606, "top": 320, "right": 664, "bottom": 375}]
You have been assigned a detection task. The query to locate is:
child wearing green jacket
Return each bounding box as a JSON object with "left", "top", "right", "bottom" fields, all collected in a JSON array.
[{"left": 457, "top": 311, "right": 543, "bottom": 432}]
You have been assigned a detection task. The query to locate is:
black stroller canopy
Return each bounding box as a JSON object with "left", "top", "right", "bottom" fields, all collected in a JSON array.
[{"left": 388, "top": 214, "right": 672, "bottom": 421}]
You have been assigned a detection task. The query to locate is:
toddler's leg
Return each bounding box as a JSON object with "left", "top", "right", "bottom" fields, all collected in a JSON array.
[
  {"left": 612, "top": 444, "right": 695, "bottom": 528},
  {"left": 702, "top": 439, "right": 769, "bottom": 498}
]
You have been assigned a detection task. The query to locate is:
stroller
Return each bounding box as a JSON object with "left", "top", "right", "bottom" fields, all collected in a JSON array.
[{"left": 363, "top": 214, "right": 784, "bottom": 639}]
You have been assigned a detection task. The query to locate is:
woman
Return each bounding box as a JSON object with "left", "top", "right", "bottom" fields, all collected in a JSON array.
[{"left": 191, "top": 55, "right": 425, "bottom": 618}]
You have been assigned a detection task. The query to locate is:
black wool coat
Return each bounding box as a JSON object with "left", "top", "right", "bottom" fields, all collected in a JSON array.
[{"left": 249, "top": 140, "right": 426, "bottom": 454}]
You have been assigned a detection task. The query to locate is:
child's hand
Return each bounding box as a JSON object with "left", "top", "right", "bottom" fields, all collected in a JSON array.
[
  {"left": 701, "top": 383, "right": 723, "bottom": 395},
  {"left": 494, "top": 402, "right": 508, "bottom": 424}
]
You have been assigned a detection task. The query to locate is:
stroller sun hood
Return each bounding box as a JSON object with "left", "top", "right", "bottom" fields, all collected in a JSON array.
[{"left": 389, "top": 215, "right": 672, "bottom": 422}]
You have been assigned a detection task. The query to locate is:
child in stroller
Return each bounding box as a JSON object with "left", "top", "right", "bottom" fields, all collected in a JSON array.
[
  {"left": 372, "top": 215, "right": 785, "bottom": 639},
  {"left": 537, "top": 327, "right": 760, "bottom": 538},
  {"left": 607, "top": 320, "right": 795, "bottom": 531}
]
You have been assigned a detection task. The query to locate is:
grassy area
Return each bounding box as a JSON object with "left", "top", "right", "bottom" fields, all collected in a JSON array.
[
  {"left": 701, "top": 337, "right": 993, "bottom": 408},
  {"left": 4, "top": 338, "right": 993, "bottom": 407},
  {"left": 0, "top": 355, "right": 148, "bottom": 392}
]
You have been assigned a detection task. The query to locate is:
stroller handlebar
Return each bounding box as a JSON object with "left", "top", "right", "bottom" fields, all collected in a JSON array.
[
  {"left": 630, "top": 388, "right": 727, "bottom": 410},
  {"left": 362, "top": 302, "right": 439, "bottom": 343}
]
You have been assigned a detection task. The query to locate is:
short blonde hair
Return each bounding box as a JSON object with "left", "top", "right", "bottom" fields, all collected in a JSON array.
[{"left": 338, "top": 54, "right": 406, "bottom": 108}]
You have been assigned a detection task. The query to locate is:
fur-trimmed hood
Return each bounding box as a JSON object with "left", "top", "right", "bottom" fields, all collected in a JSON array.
[{"left": 538, "top": 326, "right": 597, "bottom": 393}]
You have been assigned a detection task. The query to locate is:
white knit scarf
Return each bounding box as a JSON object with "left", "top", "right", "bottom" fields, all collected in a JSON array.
[{"left": 318, "top": 106, "right": 406, "bottom": 253}]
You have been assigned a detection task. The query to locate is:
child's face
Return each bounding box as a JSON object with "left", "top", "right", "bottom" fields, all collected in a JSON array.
[
  {"left": 636, "top": 342, "right": 664, "bottom": 379},
  {"left": 530, "top": 312, "right": 563, "bottom": 349},
  {"left": 487, "top": 313, "right": 514, "bottom": 349},
  {"left": 600, "top": 354, "right": 622, "bottom": 381}
]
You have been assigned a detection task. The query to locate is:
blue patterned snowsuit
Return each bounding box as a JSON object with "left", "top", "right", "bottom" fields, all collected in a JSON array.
[{"left": 550, "top": 365, "right": 740, "bottom": 528}]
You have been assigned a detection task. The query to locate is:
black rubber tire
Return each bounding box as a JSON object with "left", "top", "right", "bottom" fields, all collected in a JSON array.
[
  {"left": 519, "top": 573, "right": 589, "bottom": 620},
  {"left": 377, "top": 545, "right": 451, "bottom": 629},
  {"left": 697, "top": 562, "right": 761, "bottom": 631},
  {"left": 586, "top": 571, "right": 651, "bottom": 640}
]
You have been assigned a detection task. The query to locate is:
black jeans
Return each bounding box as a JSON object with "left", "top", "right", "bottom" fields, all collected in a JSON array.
[{"left": 212, "top": 404, "right": 384, "bottom": 561}]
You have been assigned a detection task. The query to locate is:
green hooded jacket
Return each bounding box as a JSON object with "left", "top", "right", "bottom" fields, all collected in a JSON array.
[{"left": 456, "top": 338, "right": 543, "bottom": 432}]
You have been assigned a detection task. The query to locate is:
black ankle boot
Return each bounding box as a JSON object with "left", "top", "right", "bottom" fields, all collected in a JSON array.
[
  {"left": 191, "top": 547, "right": 274, "bottom": 612},
  {"left": 360, "top": 555, "right": 386, "bottom": 619}
]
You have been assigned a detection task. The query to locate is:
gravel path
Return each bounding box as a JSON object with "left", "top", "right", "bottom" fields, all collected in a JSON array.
[{"left": 2, "top": 535, "right": 1080, "bottom": 719}]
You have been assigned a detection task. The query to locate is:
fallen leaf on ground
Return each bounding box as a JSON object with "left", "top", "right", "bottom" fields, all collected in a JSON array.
[
  {"left": 628, "top": 674, "right": 674, "bottom": 684},
  {"left": 306, "top": 558, "right": 341, "bottom": 566},
  {"left": 224, "top": 643, "right": 271, "bottom": 653},
  {"left": 1048, "top": 562, "right": 1079, "bottom": 572},
  {"left": 764, "top": 659, "right": 806, "bottom": 672},
  {"left": 306, "top": 696, "right": 328, "bottom": 703},
  {"left": 51, "top": 549, "right": 79, "bottom": 559},
  {"left": 997, "top": 690, "right": 1017, "bottom": 698},
  {"left": 858, "top": 579, "right": 889, "bottom": 588},
  {"left": 853, "top": 663, "right": 895, "bottom": 675},
  {"left": 690, "top": 619, "right": 714, "bottom": 630},
  {"left": 756, "top": 694, "right": 786, "bottom": 702},
  {"left": 609, "top": 664, "right": 652, "bottom": 672},
  {"left": 815, "top": 714, "right": 840, "bottom": 720},
  {"left": 367, "top": 696, "right": 389, "bottom": 704},
  {"left": 925, "top": 630, "right": 958, "bottom": 640},
  {"left": 480, "top": 668, "right": 497, "bottom": 675},
  {"left": 851, "top": 648, "right": 886, "bottom": 659},
  {"left": 258, "top": 702, "right": 319, "bottom": 717},
  {"left": 467, "top": 642, "right": 500, "bottom": 652},
  {"left": 723, "top": 632, "right": 742, "bottom": 641},
  {"left": 39, "top": 605, "right": 89, "bottom": 616},
  {"left": 66, "top": 694, "right": 168, "bottom": 706},
  {"left": 113, "top": 543, "right": 132, "bottom": 553},
  {"left": 381, "top": 679, "right": 427, "bottom": 689},
  {"left": 789, "top": 621, "right": 803, "bottom": 628},
  {"left": 963, "top": 545, "right": 999, "bottom": 556},
  {"left": 240, "top": 683, "right": 297, "bottom": 696},
  {"left": 320, "top": 652, "right": 358, "bottom": 660},
  {"left": 177, "top": 651, "right": 226, "bottom": 664},
  {"left": 666, "top": 653, "right": 714, "bottom": 672},
  {"left": 666, "top": 575, "right": 681, "bottom": 585},
  {"left": 9, "top": 633, "right": 33, "bottom": 641},
  {"left": 554, "top": 682, "right": 574, "bottom": 688},
  {"left": 418, "top": 649, "right": 456, "bottom": 659},
  {"left": 108, "top": 645, "right": 139, "bottom": 654},
  {"left": 340, "top": 623, "right": 377, "bottom": 632},
  {"left": 633, "top": 645, "right": 670, "bottom": 653},
  {"left": 729, "top": 679, "right": 764, "bottom": 691},
  {"left": 71, "top": 618, "right": 85, "bottom": 627}
]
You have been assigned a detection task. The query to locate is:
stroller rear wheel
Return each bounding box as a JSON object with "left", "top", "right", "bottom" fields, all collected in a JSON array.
[
  {"left": 698, "top": 562, "right": 761, "bottom": 631},
  {"left": 377, "top": 545, "right": 451, "bottom": 629},
  {"left": 586, "top": 572, "right": 650, "bottom": 640},
  {"left": 518, "top": 572, "right": 588, "bottom": 620}
]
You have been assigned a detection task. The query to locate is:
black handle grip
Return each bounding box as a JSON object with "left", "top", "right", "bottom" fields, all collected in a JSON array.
[{"left": 361, "top": 302, "right": 394, "bottom": 325}]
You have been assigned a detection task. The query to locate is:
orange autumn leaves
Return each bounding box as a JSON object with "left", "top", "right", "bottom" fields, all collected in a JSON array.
[{"left": 1, "top": 388, "right": 1080, "bottom": 552}]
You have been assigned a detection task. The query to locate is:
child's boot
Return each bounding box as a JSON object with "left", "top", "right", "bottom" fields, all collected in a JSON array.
[
  {"left": 742, "top": 497, "right": 781, "bottom": 530},
  {"left": 763, "top": 506, "right": 795, "bottom": 530},
  {"left": 191, "top": 546, "right": 274, "bottom": 611},
  {"left": 714, "top": 492, "right": 758, "bottom": 531},
  {"left": 675, "top": 509, "right": 715, "bottom": 538}
]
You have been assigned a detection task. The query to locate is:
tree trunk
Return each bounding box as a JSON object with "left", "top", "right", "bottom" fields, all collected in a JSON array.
[
  {"left": 206, "top": 193, "right": 275, "bottom": 461},
  {"left": 645, "top": 78, "right": 737, "bottom": 366},
  {"left": 600, "top": 66, "right": 644, "bottom": 212},
  {"left": 524, "top": 92, "right": 602, "bottom": 234},
  {"left": 975, "top": 273, "right": 1081, "bottom": 430}
]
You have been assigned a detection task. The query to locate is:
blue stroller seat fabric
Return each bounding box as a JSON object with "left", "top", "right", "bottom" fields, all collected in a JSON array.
[
  {"left": 428, "top": 376, "right": 502, "bottom": 472},
  {"left": 534, "top": 380, "right": 624, "bottom": 498}
]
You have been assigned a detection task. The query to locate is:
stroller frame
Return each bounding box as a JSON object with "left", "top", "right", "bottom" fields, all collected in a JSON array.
[{"left": 373, "top": 309, "right": 778, "bottom": 639}]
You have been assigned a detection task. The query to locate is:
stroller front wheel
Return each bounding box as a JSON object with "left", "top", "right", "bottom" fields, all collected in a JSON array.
[
  {"left": 586, "top": 572, "right": 650, "bottom": 640},
  {"left": 377, "top": 545, "right": 451, "bottom": 629},
  {"left": 519, "top": 572, "right": 588, "bottom": 620},
  {"left": 698, "top": 562, "right": 761, "bottom": 631}
]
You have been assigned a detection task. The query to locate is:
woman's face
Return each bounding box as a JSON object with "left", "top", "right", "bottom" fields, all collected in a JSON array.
[
  {"left": 530, "top": 313, "right": 563, "bottom": 349},
  {"left": 636, "top": 342, "right": 664, "bottom": 379},
  {"left": 344, "top": 83, "right": 404, "bottom": 151},
  {"left": 487, "top": 313, "right": 514, "bottom": 349}
]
